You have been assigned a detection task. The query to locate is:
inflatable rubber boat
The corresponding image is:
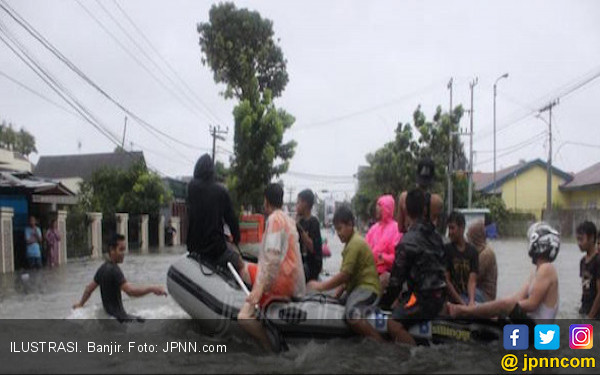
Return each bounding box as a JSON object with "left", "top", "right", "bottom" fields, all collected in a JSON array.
[{"left": 167, "top": 254, "right": 504, "bottom": 345}]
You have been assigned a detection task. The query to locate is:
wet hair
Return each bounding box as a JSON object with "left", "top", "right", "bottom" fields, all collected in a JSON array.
[
  {"left": 405, "top": 189, "right": 425, "bottom": 219},
  {"left": 576, "top": 221, "right": 597, "bottom": 243},
  {"left": 108, "top": 233, "right": 126, "bottom": 251},
  {"left": 297, "top": 189, "right": 315, "bottom": 208},
  {"left": 447, "top": 211, "right": 466, "bottom": 228},
  {"left": 333, "top": 205, "right": 354, "bottom": 226},
  {"left": 264, "top": 183, "right": 284, "bottom": 208}
]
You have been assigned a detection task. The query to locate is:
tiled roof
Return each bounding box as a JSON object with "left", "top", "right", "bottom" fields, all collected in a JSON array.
[
  {"left": 34, "top": 152, "right": 145, "bottom": 180},
  {"left": 560, "top": 161, "right": 600, "bottom": 191}
]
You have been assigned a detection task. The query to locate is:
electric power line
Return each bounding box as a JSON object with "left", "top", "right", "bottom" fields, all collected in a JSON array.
[
  {"left": 0, "top": 19, "right": 193, "bottom": 171},
  {"left": 0, "top": 0, "right": 210, "bottom": 157},
  {"left": 0, "top": 69, "right": 78, "bottom": 116},
  {"left": 475, "top": 130, "right": 547, "bottom": 154},
  {"left": 475, "top": 65, "right": 600, "bottom": 142},
  {"left": 93, "top": 0, "right": 221, "bottom": 127},
  {"left": 288, "top": 80, "right": 444, "bottom": 132},
  {"left": 475, "top": 132, "right": 547, "bottom": 167},
  {"left": 110, "top": 0, "right": 226, "bottom": 126},
  {"left": 0, "top": 21, "right": 121, "bottom": 146},
  {"left": 74, "top": 0, "right": 211, "bottom": 125}
]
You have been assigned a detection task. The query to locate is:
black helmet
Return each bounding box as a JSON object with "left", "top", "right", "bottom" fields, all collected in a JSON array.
[
  {"left": 416, "top": 157, "right": 435, "bottom": 188},
  {"left": 527, "top": 222, "right": 560, "bottom": 264}
]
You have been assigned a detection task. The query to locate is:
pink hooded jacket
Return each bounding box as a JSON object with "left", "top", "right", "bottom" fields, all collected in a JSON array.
[{"left": 365, "top": 195, "right": 403, "bottom": 274}]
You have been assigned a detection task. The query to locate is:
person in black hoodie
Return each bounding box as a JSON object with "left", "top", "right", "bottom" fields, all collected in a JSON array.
[
  {"left": 187, "top": 154, "right": 243, "bottom": 273},
  {"left": 381, "top": 188, "right": 447, "bottom": 345}
]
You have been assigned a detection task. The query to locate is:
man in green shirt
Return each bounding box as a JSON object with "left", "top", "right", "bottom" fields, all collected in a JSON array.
[{"left": 307, "top": 205, "right": 383, "bottom": 342}]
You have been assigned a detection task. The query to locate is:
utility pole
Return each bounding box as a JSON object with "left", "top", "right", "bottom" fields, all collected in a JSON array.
[
  {"left": 209, "top": 125, "right": 228, "bottom": 163},
  {"left": 288, "top": 187, "right": 295, "bottom": 206},
  {"left": 539, "top": 99, "right": 559, "bottom": 218},
  {"left": 467, "top": 77, "right": 478, "bottom": 209},
  {"left": 121, "top": 116, "right": 128, "bottom": 149},
  {"left": 447, "top": 78, "right": 454, "bottom": 215},
  {"left": 493, "top": 73, "right": 509, "bottom": 194}
]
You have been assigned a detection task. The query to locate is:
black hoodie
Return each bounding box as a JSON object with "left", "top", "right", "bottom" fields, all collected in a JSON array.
[{"left": 186, "top": 154, "right": 240, "bottom": 258}]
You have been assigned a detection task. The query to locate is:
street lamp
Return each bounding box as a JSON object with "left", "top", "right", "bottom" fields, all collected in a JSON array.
[{"left": 493, "top": 73, "right": 509, "bottom": 195}]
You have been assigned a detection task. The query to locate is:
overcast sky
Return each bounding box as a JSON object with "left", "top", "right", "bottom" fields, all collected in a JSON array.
[{"left": 1, "top": 0, "right": 599, "bottom": 201}]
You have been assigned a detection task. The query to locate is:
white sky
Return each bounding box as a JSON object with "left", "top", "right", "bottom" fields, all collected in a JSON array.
[{"left": 1, "top": 0, "right": 599, "bottom": 202}]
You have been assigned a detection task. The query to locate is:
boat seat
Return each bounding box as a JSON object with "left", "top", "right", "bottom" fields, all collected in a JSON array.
[
  {"left": 186, "top": 252, "right": 244, "bottom": 290},
  {"left": 291, "top": 293, "right": 344, "bottom": 305}
]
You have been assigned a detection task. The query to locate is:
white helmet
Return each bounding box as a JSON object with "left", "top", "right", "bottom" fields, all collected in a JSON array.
[{"left": 527, "top": 222, "right": 560, "bottom": 264}]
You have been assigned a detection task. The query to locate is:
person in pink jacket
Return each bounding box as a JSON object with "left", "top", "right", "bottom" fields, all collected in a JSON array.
[{"left": 365, "top": 195, "right": 402, "bottom": 288}]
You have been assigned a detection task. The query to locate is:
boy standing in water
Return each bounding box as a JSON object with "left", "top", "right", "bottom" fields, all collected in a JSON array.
[
  {"left": 307, "top": 205, "right": 384, "bottom": 342},
  {"left": 296, "top": 189, "right": 323, "bottom": 282},
  {"left": 577, "top": 221, "right": 600, "bottom": 319},
  {"left": 73, "top": 234, "right": 167, "bottom": 321}
]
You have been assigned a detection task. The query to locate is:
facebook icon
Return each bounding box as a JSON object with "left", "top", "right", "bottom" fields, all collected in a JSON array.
[{"left": 503, "top": 324, "right": 529, "bottom": 350}]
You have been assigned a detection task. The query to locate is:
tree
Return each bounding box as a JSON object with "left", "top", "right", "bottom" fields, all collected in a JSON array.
[
  {"left": 198, "top": 2, "right": 289, "bottom": 100},
  {"left": 15, "top": 128, "right": 37, "bottom": 156},
  {"left": 353, "top": 105, "right": 467, "bottom": 222},
  {"left": 79, "top": 160, "right": 172, "bottom": 217},
  {"left": 0, "top": 120, "right": 37, "bottom": 156},
  {"left": 228, "top": 91, "right": 296, "bottom": 210},
  {"left": 198, "top": 3, "right": 296, "bottom": 211},
  {"left": 214, "top": 160, "right": 229, "bottom": 183}
]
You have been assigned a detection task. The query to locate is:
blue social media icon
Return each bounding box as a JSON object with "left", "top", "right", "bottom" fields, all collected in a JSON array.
[
  {"left": 534, "top": 324, "right": 560, "bottom": 350},
  {"left": 503, "top": 324, "right": 529, "bottom": 350}
]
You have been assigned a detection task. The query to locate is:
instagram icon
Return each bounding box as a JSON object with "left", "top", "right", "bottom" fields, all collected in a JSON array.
[{"left": 569, "top": 325, "right": 593, "bottom": 349}]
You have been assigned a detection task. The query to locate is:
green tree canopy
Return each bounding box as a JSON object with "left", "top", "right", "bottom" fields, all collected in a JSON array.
[
  {"left": 79, "top": 160, "right": 172, "bottom": 217},
  {"left": 229, "top": 91, "right": 296, "bottom": 209},
  {"left": 198, "top": 2, "right": 289, "bottom": 100},
  {"left": 0, "top": 121, "right": 37, "bottom": 156},
  {"left": 353, "top": 105, "right": 468, "bottom": 222},
  {"left": 198, "top": 3, "right": 295, "bottom": 211}
]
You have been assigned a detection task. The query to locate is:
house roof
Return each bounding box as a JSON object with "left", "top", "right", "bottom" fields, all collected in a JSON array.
[
  {"left": 0, "top": 171, "right": 75, "bottom": 196},
  {"left": 474, "top": 159, "right": 573, "bottom": 194},
  {"left": 34, "top": 152, "right": 145, "bottom": 180},
  {"left": 560, "top": 161, "right": 600, "bottom": 191}
]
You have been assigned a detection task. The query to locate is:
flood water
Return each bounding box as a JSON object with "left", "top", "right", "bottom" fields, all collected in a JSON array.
[{"left": 0, "top": 233, "right": 591, "bottom": 373}]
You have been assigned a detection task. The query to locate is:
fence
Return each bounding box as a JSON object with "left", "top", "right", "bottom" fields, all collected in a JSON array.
[
  {"left": 543, "top": 208, "right": 600, "bottom": 238},
  {"left": 149, "top": 214, "right": 159, "bottom": 248},
  {"left": 499, "top": 212, "right": 537, "bottom": 238},
  {"left": 66, "top": 208, "right": 89, "bottom": 259},
  {"left": 128, "top": 214, "right": 141, "bottom": 251},
  {"left": 101, "top": 215, "right": 117, "bottom": 254}
]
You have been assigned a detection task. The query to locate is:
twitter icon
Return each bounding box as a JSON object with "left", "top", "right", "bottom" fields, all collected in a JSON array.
[{"left": 535, "top": 324, "right": 560, "bottom": 350}]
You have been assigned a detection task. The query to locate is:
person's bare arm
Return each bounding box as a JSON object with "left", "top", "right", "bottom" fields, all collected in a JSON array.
[
  {"left": 587, "top": 279, "right": 600, "bottom": 318},
  {"left": 517, "top": 266, "right": 552, "bottom": 313},
  {"left": 333, "top": 284, "right": 345, "bottom": 299},
  {"left": 121, "top": 282, "right": 167, "bottom": 298},
  {"left": 73, "top": 281, "right": 98, "bottom": 308},
  {"left": 446, "top": 271, "right": 465, "bottom": 305},
  {"left": 307, "top": 272, "right": 350, "bottom": 293},
  {"left": 468, "top": 272, "right": 477, "bottom": 305},
  {"left": 511, "top": 275, "right": 532, "bottom": 301}
]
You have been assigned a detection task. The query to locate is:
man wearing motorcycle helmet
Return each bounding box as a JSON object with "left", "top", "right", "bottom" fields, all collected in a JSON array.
[{"left": 448, "top": 222, "right": 559, "bottom": 321}]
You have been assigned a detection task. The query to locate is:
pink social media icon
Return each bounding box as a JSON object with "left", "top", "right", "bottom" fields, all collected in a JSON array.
[{"left": 569, "top": 324, "right": 593, "bottom": 349}]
